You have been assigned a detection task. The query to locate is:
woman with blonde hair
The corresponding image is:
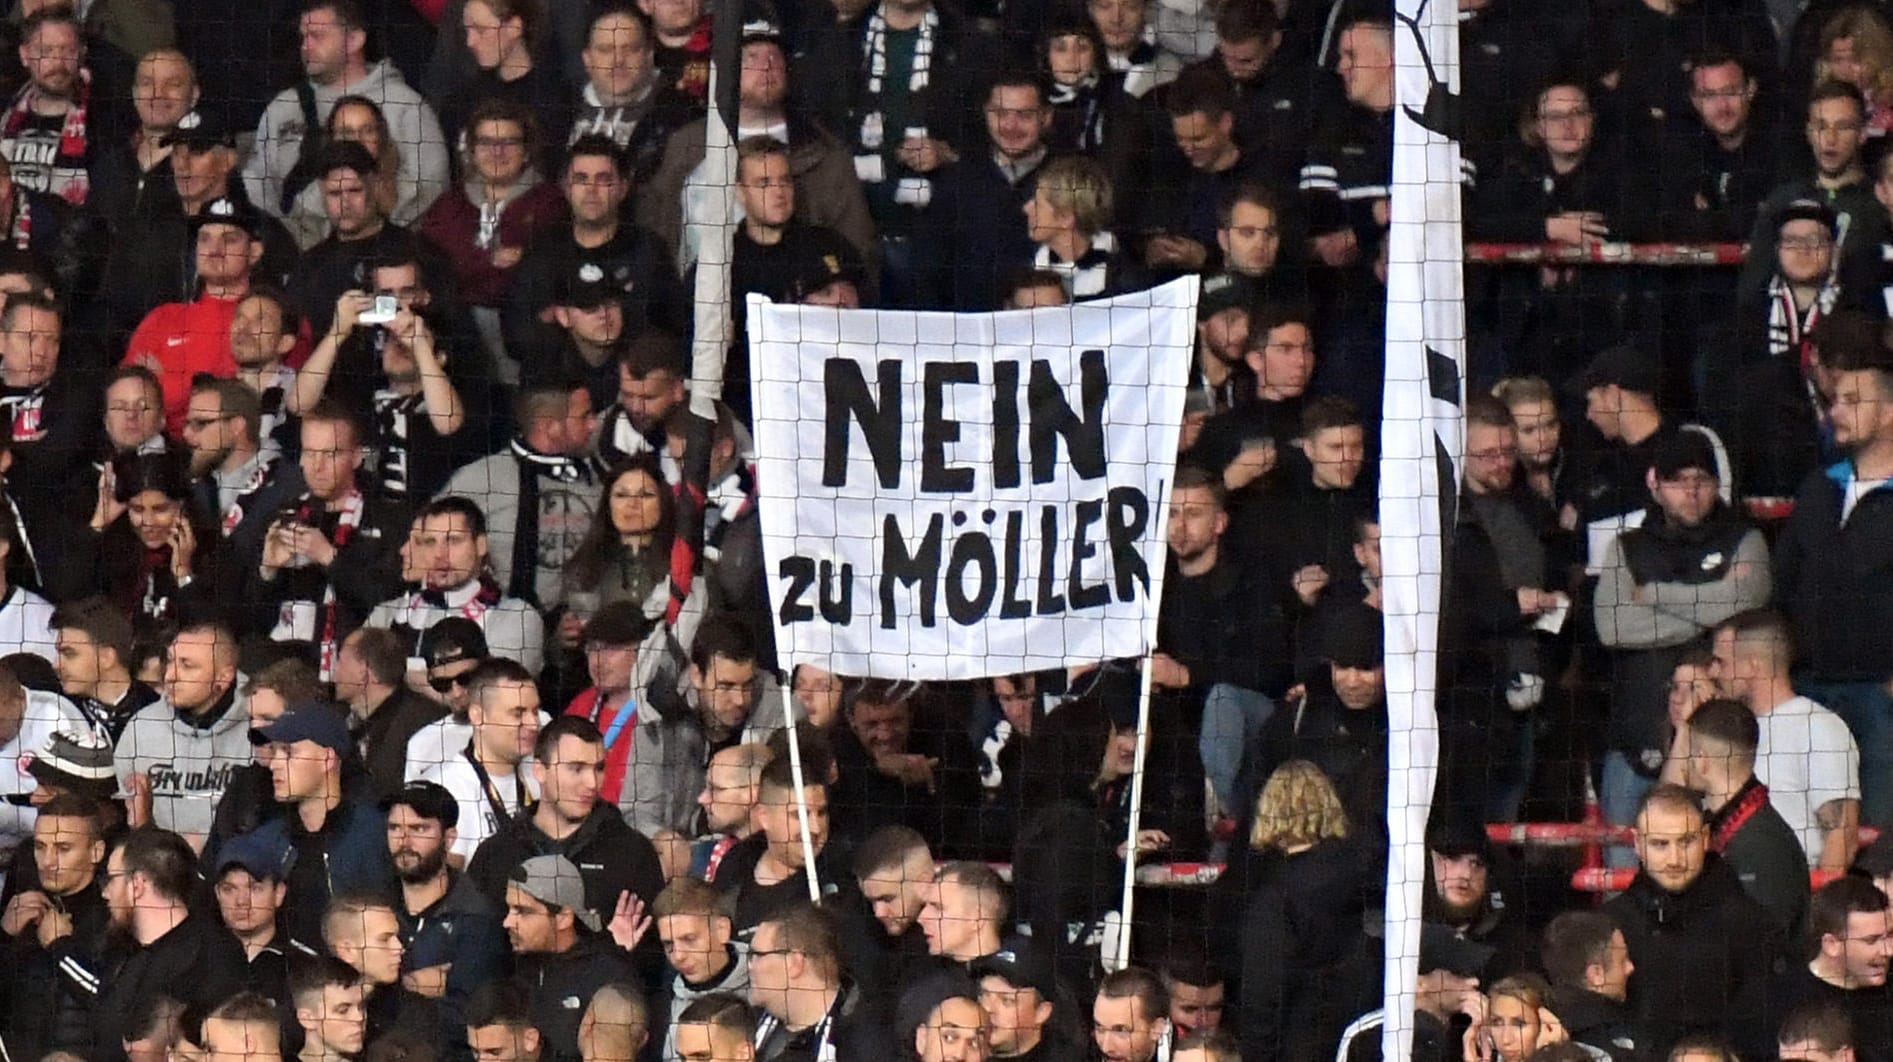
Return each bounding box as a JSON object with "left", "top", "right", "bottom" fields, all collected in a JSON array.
[
  {"left": 1818, "top": 6, "right": 1893, "bottom": 138},
  {"left": 1465, "top": 974, "right": 1605, "bottom": 1061},
  {"left": 1022, "top": 154, "right": 1148, "bottom": 301},
  {"left": 1219, "top": 760, "right": 1376, "bottom": 1062}
]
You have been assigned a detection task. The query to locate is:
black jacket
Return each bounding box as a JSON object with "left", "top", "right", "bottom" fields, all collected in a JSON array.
[
  {"left": 1775, "top": 462, "right": 1893, "bottom": 682},
  {"left": 1548, "top": 985, "right": 1654, "bottom": 1062},
  {"left": 920, "top": 152, "right": 1040, "bottom": 311},
  {"left": 94, "top": 913, "right": 249, "bottom": 1062},
  {"left": 503, "top": 222, "right": 687, "bottom": 363},
  {"left": 2, "top": 880, "right": 112, "bottom": 1060},
  {"left": 465, "top": 802, "right": 666, "bottom": 972},
  {"left": 1709, "top": 778, "right": 1811, "bottom": 935},
  {"left": 233, "top": 490, "right": 408, "bottom": 654},
  {"left": 1157, "top": 554, "right": 1291, "bottom": 701},
  {"left": 830, "top": 709, "right": 987, "bottom": 859},
  {"left": 96, "top": 183, "right": 296, "bottom": 345},
  {"left": 518, "top": 935, "right": 633, "bottom": 1062},
  {"left": 1249, "top": 679, "right": 1389, "bottom": 843},
  {"left": 1603, "top": 855, "right": 1785, "bottom": 1055},
  {"left": 1230, "top": 840, "right": 1379, "bottom": 1062}
]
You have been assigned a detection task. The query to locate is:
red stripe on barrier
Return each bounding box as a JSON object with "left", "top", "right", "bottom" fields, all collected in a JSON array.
[{"left": 1465, "top": 242, "right": 1747, "bottom": 266}]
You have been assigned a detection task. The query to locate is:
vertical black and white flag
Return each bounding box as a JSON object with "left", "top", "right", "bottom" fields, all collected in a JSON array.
[{"left": 1383, "top": 0, "right": 1467, "bottom": 1055}]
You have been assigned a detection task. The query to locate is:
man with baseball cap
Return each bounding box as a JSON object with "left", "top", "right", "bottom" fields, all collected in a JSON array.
[
  {"left": 101, "top": 102, "right": 297, "bottom": 343},
  {"left": 561, "top": 601, "right": 664, "bottom": 809},
  {"left": 1595, "top": 429, "right": 1768, "bottom": 834},
  {"left": 789, "top": 242, "right": 867, "bottom": 308},
  {"left": 505, "top": 854, "right": 633, "bottom": 1062},
  {"left": 211, "top": 829, "right": 294, "bottom": 999},
  {"left": 120, "top": 189, "right": 275, "bottom": 433},
  {"left": 895, "top": 969, "right": 991, "bottom": 1062},
  {"left": 241, "top": 706, "right": 396, "bottom": 945},
  {"left": 403, "top": 617, "right": 489, "bottom": 782},
  {"left": 384, "top": 780, "right": 507, "bottom": 1058},
  {"left": 530, "top": 256, "right": 633, "bottom": 410},
  {"left": 972, "top": 936, "right": 1082, "bottom": 1061}
]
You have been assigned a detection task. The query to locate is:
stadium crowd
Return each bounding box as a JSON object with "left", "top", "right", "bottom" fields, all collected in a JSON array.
[{"left": 1, "top": 0, "right": 1893, "bottom": 1058}]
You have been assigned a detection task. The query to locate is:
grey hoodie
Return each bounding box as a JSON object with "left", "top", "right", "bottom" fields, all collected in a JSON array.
[
  {"left": 243, "top": 60, "right": 450, "bottom": 228},
  {"left": 112, "top": 691, "right": 252, "bottom": 841}
]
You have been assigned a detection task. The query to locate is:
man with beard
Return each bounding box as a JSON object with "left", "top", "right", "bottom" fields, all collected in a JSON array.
[
  {"left": 1774, "top": 341, "right": 1893, "bottom": 828},
  {"left": 1187, "top": 276, "right": 1252, "bottom": 418},
  {"left": 1604, "top": 784, "right": 1784, "bottom": 1054},
  {"left": 112, "top": 623, "right": 250, "bottom": 848},
  {"left": 181, "top": 378, "right": 303, "bottom": 563},
  {"left": 229, "top": 287, "right": 303, "bottom": 454},
  {"left": 1420, "top": 818, "right": 1535, "bottom": 982},
  {"left": 94, "top": 828, "right": 248, "bottom": 1062},
  {"left": 334, "top": 627, "right": 442, "bottom": 799},
  {"left": 1745, "top": 877, "right": 1893, "bottom": 1060},
  {"left": 289, "top": 253, "right": 480, "bottom": 502},
  {"left": 1, "top": 794, "right": 111, "bottom": 1060},
  {"left": 366, "top": 497, "right": 545, "bottom": 675},
  {"left": 438, "top": 381, "right": 602, "bottom": 609},
  {"left": 384, "top": 781, "right": 506, "bottom": 1060},
  {"left": 595, "top": 331, "right": 688, "bottom": 472},
  {"left": 1438, "top": 397, "right": 1563, "bottom": 823}
]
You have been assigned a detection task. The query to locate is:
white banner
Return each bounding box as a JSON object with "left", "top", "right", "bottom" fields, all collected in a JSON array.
[
  {"left": 1383, "top": 0, "right": 1467, "bottom": 1056},
  {"left": 748, "top": 279, "right": 1197, "bottom": 681}
]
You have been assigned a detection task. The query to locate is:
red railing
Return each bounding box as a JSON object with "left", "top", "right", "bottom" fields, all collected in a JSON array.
[
  {"left": 1465, "top": 242, "right": 1747, "bottom": 266},
  {"left": 1572, "top": 866, "right": 1851, "bottom": 892}
]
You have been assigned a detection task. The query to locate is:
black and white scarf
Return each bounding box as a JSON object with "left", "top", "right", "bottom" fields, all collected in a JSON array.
[
  {"left": 1049, "top": 75, "right": 1105, "bottom": 152},
  {"left": 1033, "top": 231, "right": 1117, "bottom": 299},
  {"left": 372, "top": 388, "right": 424, "bottom": 497},
  {"left": 854, "top": 5, "right": 938, "bottom": 208},
  {"left": 1767, "top": 272, "right": 1840, "bottom": 375},
  {"left": 507, "top": 438, "right": 594, "bottom": 605}
]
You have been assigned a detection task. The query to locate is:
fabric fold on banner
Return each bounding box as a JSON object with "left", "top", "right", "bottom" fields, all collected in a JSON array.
[
  {"left": 746, "top": 278, "right": 1197, "bottom": 681},
  {"left": 1383, "top": 0, "right": 1468, "bottom": 1057}
]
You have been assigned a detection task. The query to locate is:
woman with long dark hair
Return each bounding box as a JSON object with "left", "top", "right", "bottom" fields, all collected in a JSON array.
[{"left": 78, "top": 449, "right": 218, "bottom": 633}]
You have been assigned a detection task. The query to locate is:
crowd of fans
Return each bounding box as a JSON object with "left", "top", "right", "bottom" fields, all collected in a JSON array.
[{"left": 1, "top": 0, "right": 1893, "bottom": 1057}]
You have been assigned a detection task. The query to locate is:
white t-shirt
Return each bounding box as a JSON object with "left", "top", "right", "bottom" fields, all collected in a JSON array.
[
  {"left": 404, "top": 715, "right": 474, "bottom": 783},
  {"left": 416, "top": 750, "right": 541, "bottom": 861},
  {"left": 1755, "top": 695, "right": 1861, "bottom": 865},
  {"left": 0, "top": 585, "right": 58, "bottom": 664}
]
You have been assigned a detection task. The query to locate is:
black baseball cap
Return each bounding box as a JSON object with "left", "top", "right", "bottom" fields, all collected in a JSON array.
[
  {"left": 382, "top": 779, "right": 460, "bottom": 830},
  {"left": 1198, "top": 272, "right": 1254, "bottom": 320},
  {"left": 162, "top": 106, "right": 235, "bottom": 150},
  {"left": 583, "top": 601, "right": 657, "bottom": 648},
  {"left": 790, "top": 245, "right": 866, "bottom": 301},
  {"left": 189, "top": 195, "right": 266, "bottom": 239},
  {"left": 1652, "top": 430, "right": 1719, "bottom": 481},
  {"left": 558, "top": 257, "right": 625, "bottom": 311},
  {"left": 1777, "top": 197, "right": 1838, "bottom": 238},
  {"left": 894, "top": 971, "right": 983, "bottom": 1051},
  {"left": 419, "top": 617, "right": 488, "bottom": 671},
  {"left": 969, "top": 936, "right": 1058, "bottom": 998},
  {"left": 1572, "top": 342, "right": 1659, "bottom": 398},
  {"left": 250, "top": 705, "right": 352, "bottom": 754}
]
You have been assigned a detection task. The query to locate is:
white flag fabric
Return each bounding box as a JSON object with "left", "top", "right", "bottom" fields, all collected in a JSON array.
[
  {"left": 747, "top": 279, "right": 1197, "bottom": 681},
  {"left": 1383, "top": 0, "right": 1467, "bottom": 1057}
]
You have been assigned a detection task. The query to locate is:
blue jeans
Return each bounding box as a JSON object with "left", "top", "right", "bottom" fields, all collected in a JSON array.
[
  {"left": 1600, "top": 750, "right": 1655, "bottom": 870},
  {"left": 1202, "top": 684, "right": 1275, "bottom": 813},
  {"left": 1798, "top": 680, "right": 1893, "bottom": 826}
]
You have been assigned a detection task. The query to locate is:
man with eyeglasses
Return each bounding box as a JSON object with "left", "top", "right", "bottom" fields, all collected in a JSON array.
[
  {"left": 1439, "top": 393, "right": 1566, "bottom": 822},
  {"left": 625, "top": 621, "right": 778, "bottom": 837},
  {"left": 382, "top": 780, "right": 507, "bottom": 1057},
  {"left": 920, "top": 72, "right": 1054, "bottom": 312},
  {"left": 973, "top": 936, "right": 1082, "bottom": 1062},
  {"left": 747, "top": 902, "right": 892, "bottom": 1061},
  {"left": 1659, "top": 51, "right": 1779, "bottom": 242},
  {"left": 182, "top": 378, "right": 305, "bottom": 561},
  {"left": 98, "top": 367, "right": 172, "bottom": 470},
  {"left": 1743, "top": 81, "right": 1883, "bottom": 309}
]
